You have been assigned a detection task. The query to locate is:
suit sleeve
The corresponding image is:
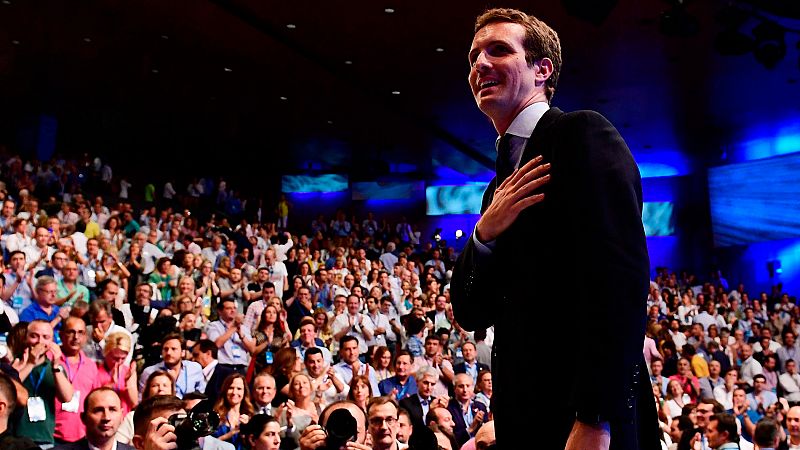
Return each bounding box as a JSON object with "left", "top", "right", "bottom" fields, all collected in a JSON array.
[
  {"left": 450, "top": 181, "right": 499, "bottom": 332},
  {"left": 563, "top": 111, "right": 650, "bottom": 420}
]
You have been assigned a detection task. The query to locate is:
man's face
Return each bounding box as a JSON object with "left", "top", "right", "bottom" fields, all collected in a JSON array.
[
  {"left": 789, "top": 361, "right": 798, "bottom": 375},
  {"left": 788, "top": 406, "right": 800, "bottom": 437},
  {"left": 651, "top": 360, "right": 663, "bottom": 376},
  {"left": 418, "top": 374, "right": 437, "bottom": 398},
  {"left": 191, "top": 348, "right": 211, "bottom": 367},
  {"left": 433, "top": 408, "right": 455, "bottom": 434},
  {"left": 705, "top": 419, "right": 726, "bottom": 448},
  {"left": 695, "top": 403, "right": 714, "bottom": 429},
  {"left": 10, "top": 252, "right": 25, "bottom": 270},
  {"left": 37, "top": 282, "right": 58, "bottom": 306},
  {"left": 340, "top": 340, "right": 359, "bottom": 364},
  {"left": 1, "top": 201, "right": 14, "bottom": 216},
  {"left": 83, "top": 390, "right": 123, "bottom": 442},
  {"left": 93, "top": 309, "right": 113, "bottom": 332},
  {"left": 27, "top": 321, "right": 54, "bottom": 347},
  {"left": 462, "top": 343, "right": 476, "bottom": 362},
  {"left": 64, "top": 262, "right": 80, "bottom": 282},
  {"left": 253, "top": 376, "right": 277, "bottom": 408},
  {"left": 347, "top": 296, "right": 360, "bottom": 315},
  {"left": 221, "top": 301, "right": 237, "bottom": 321},
  {"left": 305, "top": 353, "right": 326, "bottom": 377},
  {"left": 395, "top": 355, "right": 412, "bottom": 378},
  {"left": 424, "top": 339, "right": 440, "bottom": 357},
  {"left": 299, "top": 324, "right": 316, "bottom": 345},
  {"left": 368, "top": 402, "right": 399, "bottom": 447},
  {"left": 454, "top": 375, "right": 474, "bottom": 403},
  {"left": 135, "top": 285, "right": 152, "bottom": 304},
  {"left": 709, "top": 361, "right": 721, "bottom": 377},
  {"left": 262, "top": 286, "right": 275, "bottom": 300},
  {"left": 754, "top": 377, "right": 767, "bottom": 393},
  {"left": 468, "top": 22, "right": 541, "bottom": 130},
  {"left": 162, "top": 338, "right": 183, "bottom": 366},
  {"left": 35, "top": 227, "right": 49, "bottom": 246},
  {"left": 61, "top": 318, "right": 87, "bottom": 353},
  {"left": 87, "top": 239, "right": 99, "bottom": 255},
  {"left": 435, "top": 296, "right": 447, "bottom": 311},
  {"left": 230, "top": 268, "right": 242, "bottom": 282},
  {"left": 102, "top": 283, "right": 119, "bottom": 301}
]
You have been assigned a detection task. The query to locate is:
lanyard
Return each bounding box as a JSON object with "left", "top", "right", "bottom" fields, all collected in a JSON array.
[
  {"left": 115, "top": 365, "right": 125, "bottom": 393},
  {"left": 63, "top": 354, "right": 84, "bottom": 384},
  {"left": 31, "top": 364, "right": 47, "bottom": 396}
]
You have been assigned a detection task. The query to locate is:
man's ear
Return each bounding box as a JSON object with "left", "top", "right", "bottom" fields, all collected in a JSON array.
[
  {"left": 535, "top": 58, "right": 554, "bottom": 84},
  {"left": 132, "top": 435, "right": 144, "bottom": 449}
]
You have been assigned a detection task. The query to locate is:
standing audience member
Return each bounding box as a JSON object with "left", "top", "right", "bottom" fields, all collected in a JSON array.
[
  {"left": 15, "top": 319, "right": 74, "bottom": 448},
  {"left": 54, "top": 317, "right": 100, "bottom": 445},
  {"left": 139, "top": 333, "right": 205, "bottom": 399},
  {"left": 212, "top": 373, "right": 254, "bottom": 449},
  {"left": 95, "top": 332, "right": 138, "bottom": 416},
  {"left": 367, "top": 396, "right": 403, "bottom": 450},
  {"left": 0, "top": 372, "right": 39, "bottom": 449}
]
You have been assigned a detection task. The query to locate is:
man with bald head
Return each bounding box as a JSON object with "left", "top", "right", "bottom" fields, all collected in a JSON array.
[{"left": 786, "top": 406, "right": 800, "bottom": 448}]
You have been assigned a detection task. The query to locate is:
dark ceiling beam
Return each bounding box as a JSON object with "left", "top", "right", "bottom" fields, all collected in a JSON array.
[{"left": 207, "top": 0, "right": 495, "bottom": 170}]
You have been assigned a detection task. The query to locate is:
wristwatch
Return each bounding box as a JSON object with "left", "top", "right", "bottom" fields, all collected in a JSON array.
[{"left": 52, "top": 365, "right": 64, "bottom": 374}]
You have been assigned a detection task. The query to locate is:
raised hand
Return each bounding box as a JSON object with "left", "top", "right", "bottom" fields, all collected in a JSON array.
[{"left": 475, "top": 155, "right": 551, "bottom": 242}]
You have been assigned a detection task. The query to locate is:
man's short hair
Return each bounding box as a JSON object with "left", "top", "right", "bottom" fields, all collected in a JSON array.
[
  {"left": 0, "top": 372, "right": 18, "bottom": 416},
  {"left": 217, "top": 297, "right": 235, "bottom": 310},
  {"left": 195, "top": 339, "right": 217, "bottom": 359},
  {"left": 415, "top": 366, "right": 439, "bottom": 382},
  {"left": 710, "top": 413, "right": 739, "bottom": 443},
  {"left": 424, "top": 406, "right": 447, "bottom": 427},
  {"left": 88, "top": 298, "right": 112, "bottom": 319},
  {"left": 298, "top": 316, "right": 316, "bottom": 330},
  {"left": 83, "top": 387, "right": 119, "bottom": 416},
  {"left": 133, "top": 395, "right": 184, "bottom": 437},
  {"left": 474, "top": 8, "right": 562, "bottom": 102},
  {"left": 304, "top": 347, "right": 324, "bottom": 361},
  {"left": 754, "top": 417, "right": 780, "bottom": 447},
  {"left": 162, "top": 333, "right": 185, "bottom": 350},
  {"left": 698, "top": 398, "right": 725, "bottom": 414},
  {"left": 753, "top": 374, "right": 767, "bottom": 383},
  {"left": 340, "top": 335, "right": 358, "bottom": 348},
  {"left": 367, "top": 395, "right": 399, "bottom": 416},
  {"left": 135, "top": 281, "right": 153, "bottom": 295}
]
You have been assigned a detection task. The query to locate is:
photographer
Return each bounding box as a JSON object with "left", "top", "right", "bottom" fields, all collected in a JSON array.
[
  {"left": 298, "top": 400, "right": 370, "bottom": 450},
  {"left": 132, "top": 395, "right": 233, "bottom": 450}
]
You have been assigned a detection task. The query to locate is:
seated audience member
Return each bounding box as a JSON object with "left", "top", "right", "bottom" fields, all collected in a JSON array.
[
  {"left": 53, "top": 387, "right": 134, "bottom": 450},
  {"left": 780, "top": 359, "right": 800, "bottom": 405},
  {"left": 746, "top": 373, "right": 777, "bottom": 412},
  {"left": 399, "top": 366, "right": 449, "bottom": 430},
  {"left": 366, "top": 396, "right": 402, "bottom": 450},
  {"left": 452, "top": 342, "right": 489, "bottom": 385}
]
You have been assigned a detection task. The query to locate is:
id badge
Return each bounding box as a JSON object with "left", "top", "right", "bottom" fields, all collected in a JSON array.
[
  {"left": 28, "top": 396, "right": 46, "bottom": 422},
  {"left": 265, "top": 351, "right": 274, "bottom": 364},
  {"left": 12, "top": 296, "right": 23, "bottom": 310},
  {"left": 232, "top": 344, "right": 242, "bottom": 359},
  {"left": 61, "top": 390, "right": 81, "bottom": 413}
]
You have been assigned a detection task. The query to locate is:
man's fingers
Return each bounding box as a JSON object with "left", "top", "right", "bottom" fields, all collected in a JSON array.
[
  {"left": 513, "top": 174, "right": 551, "bottom": 201},
  {"left": 514, "top": 194, "right": 546, "bottom": 212}
]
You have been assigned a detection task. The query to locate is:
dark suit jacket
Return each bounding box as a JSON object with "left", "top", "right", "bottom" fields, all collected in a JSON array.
[
  {"left": 452, "top": 362, "right": 490, "bottom": 377},
  {"left": 204, "top": 362, "right": 236, "bottom": 406},
  {"left": 446, "top": 399, "right": 488, "bottom": 448},
  {"left": 451, "top": 108, "right": 658, "bottom": 449},
  {"left": 399, "top": 395, "right": 426, "bottom": 430},
  {"left": 53, "top": 439, "right": 135, "bottom": 450}
]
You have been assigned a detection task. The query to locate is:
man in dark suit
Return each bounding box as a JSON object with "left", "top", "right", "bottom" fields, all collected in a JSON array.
[
  {"left": 451, "top": 8, "right": 658, "bottom": 450},
  {"left": 399, "top": 366, "right": 449, "bottom": 431},
  {"left": 447, "top": 374, "right": 489, "bottom": 448},
  {"left": 54, "top": 387, "right": 135, "bottom": 450},
  {"left": 191, "top": 339, "right": 235, "bottom": 407},
  {"left": 452, "top": 342, "right": 489, "bottom": 383}
]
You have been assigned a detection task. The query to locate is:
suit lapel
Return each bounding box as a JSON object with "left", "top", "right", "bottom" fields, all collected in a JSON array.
[{"left": 517, "top": 107, "right": 563, "bottom": 169}]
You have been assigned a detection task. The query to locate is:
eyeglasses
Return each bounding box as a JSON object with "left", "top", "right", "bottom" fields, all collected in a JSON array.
[
  {"left": 63, "top": 329, "right": 86, "bottom": 336},
  {"left": 368, "top": 416, "right": 398, "bottom": 427}
]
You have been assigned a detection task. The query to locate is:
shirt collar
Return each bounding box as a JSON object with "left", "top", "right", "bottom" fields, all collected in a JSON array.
[
  {"left": 203, "top": 359, "right": 218, "bottom": 380},
  {"left": 502, "top": 102, "right": 550, "bottom": 140},
  {"left": 89, "top": 441, "right": 118, "bottom": 450}
]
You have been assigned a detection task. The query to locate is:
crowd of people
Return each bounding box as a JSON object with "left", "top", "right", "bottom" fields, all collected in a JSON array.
[
  {"left": 0, "top": 150, "right": 497, "bottom": 450},
  {"left": 646, "top": 271, "right": 800, "bottom": 449}
]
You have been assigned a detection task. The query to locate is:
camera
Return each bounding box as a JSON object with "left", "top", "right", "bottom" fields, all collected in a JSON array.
[
  {"left": 167, "top": 408, "right": 220, "bottom": 450},
  {"left": 322, "top": 408, "right": 357, "bottom": 450}
]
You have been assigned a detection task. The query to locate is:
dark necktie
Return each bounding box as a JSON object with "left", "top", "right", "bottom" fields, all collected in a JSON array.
[{"left": 496, "top": 133, "right": 525, "bottom": 183}]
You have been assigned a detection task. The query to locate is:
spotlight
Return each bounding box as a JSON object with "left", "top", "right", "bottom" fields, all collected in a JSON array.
[
  {"left": 752, "top": 20, "right": 786, "bottom": 69},
  {"left": 767, "top": 259, "right": 783, "bottom": 277},
  {"left": 455, "top": 229, "right": 463, "bottom": 239}
]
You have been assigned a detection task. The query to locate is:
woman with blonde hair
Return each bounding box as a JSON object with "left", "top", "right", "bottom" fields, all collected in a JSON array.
[
  {"left": 96, "top": 331, "right": 138, "bottom": 415},
  {"left": 276, "top": 373, "right": 318, "bottom": 438}
]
